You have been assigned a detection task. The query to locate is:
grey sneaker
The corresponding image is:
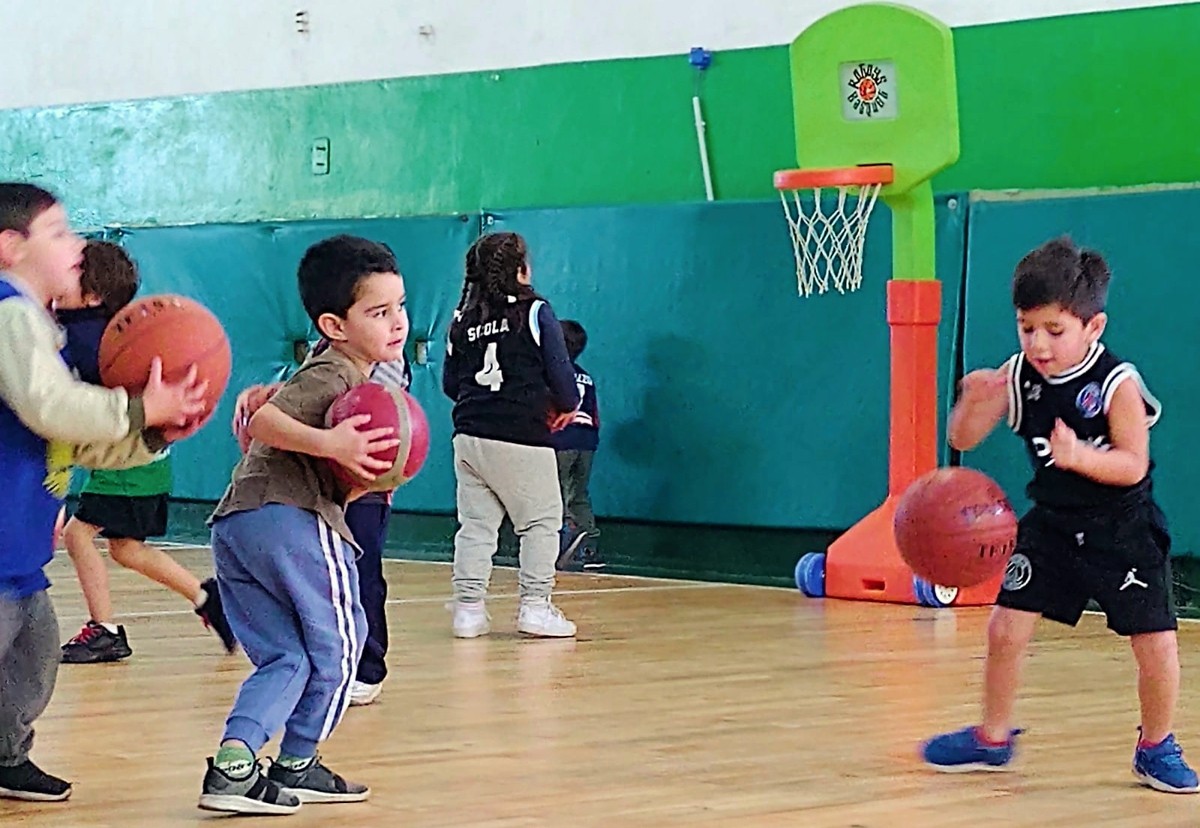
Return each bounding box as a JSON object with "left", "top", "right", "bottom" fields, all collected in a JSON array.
[
  {"left": 197, "top": 757, "right": 301, "bottom": 815},
  {"left": 265, "top": 756, "right": 370, "bottom": 803}
]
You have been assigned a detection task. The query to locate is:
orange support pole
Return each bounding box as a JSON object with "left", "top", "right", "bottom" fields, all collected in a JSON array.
[{"left": 824, "top": 279, "right": 1003, "bottom": 605}]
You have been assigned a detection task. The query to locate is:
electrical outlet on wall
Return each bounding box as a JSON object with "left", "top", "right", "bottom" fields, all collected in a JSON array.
[{"left": 311, "top": 138, "right": 330, "bottom": 175}]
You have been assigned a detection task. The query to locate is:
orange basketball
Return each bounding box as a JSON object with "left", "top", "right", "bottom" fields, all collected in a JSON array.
[
  {"left": 98, "top": 295, "right": 231, "bottom": 425},
  {"left": 893, "top": 467, "right": 1017, "bottom": 588}
]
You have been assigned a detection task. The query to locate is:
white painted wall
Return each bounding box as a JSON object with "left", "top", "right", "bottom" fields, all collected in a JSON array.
[{"left": 0, "top": 0, "right": 1186, "bottom": 110}]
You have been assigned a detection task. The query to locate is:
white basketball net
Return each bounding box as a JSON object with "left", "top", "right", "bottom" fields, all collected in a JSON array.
[{"left": 778, "top": 182, "right": 883, "bottom": 297}]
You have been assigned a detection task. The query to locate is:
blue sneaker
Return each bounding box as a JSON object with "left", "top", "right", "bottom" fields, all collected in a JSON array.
[
  {"left": 1133, "top": 731, "right": 1199, "bottom": 793},
  {"left": 922, "top": 726, "right": 1020, "bottom": 772}
]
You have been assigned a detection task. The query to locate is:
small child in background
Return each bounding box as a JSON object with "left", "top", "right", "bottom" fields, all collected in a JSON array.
[
  {"left": 552, "top": 319, "right": 605, "bottom": 572},
  {"left": 56, "top": 240, "right": 235, "bottom": 663}
]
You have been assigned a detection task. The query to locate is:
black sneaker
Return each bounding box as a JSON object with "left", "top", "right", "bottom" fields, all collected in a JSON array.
[
  {"left": 579, "top": 540, "right": 607, "bottom": 571},
  {"left": 61, "top": 621, "right": 132, "bottom": 664},
  {"left": 0, "top": 759, "right": 72, "bottom": 801},
  {"left": 556, "top": 526, "right": 587, "bottom": 571},
  {"left": 197, "top": 756, "right": 300, "bottom": 815},
  {"left": 265, "top": 755, "right": 369, "bottom": 803},
  {"left": 196, "top": 578, "right": 237, "bottom": 654}
]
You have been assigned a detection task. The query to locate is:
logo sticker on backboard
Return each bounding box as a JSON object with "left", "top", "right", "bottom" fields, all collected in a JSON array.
[{"left": 840, "top": 60, "right": 898, "bottom": 121}]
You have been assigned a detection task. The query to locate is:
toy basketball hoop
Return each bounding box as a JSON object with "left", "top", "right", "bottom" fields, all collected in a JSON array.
[
  {"left": 774, "top": 164, "right": 893, "bottom": 297},
  {"left": 776, "top": 4, "right": 989, "bottom": 609}
]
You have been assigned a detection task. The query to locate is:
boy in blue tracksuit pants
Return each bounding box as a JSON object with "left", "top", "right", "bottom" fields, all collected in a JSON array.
[
  {"left": 198, "top": 235, "right": 409, "bottom": 816},
  {"left": 231, "top": 342, "right": 411, "bottom": 707}
]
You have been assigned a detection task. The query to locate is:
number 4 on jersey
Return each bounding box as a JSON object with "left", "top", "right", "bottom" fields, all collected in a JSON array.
[{"left": 475, "top": 342, "right": 504, "bottom": 391}]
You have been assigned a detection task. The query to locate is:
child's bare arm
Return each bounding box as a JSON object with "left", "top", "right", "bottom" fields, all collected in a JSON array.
[
  {"left": 1049, "top": 379, "right": 1149, "bottom": 486},
  {"left": 249, "top": 403, "right": 399, "bottom": 482},
  {"left": 249, "top": 402, "right": 337, "bottom": 457},
  {"left": 947, "top": 366, "right": 1009, "bottom": 451}
]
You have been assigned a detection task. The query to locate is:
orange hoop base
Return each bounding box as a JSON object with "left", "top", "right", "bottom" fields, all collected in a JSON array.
[
  {"left": 823, "top": 279, "right": 1003, "bottom": 608},
  {"left": 773, "top": 164, "right": 894, "bottom": 191}
]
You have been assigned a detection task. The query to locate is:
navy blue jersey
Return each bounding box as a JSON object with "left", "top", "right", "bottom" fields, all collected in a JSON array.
[
  {"left": 1005, "top": 342, "right": 1161, "bottom": 510},
  {"left": 443, "top": 298, "right": 579, "bottom": 447},
  {"left": 56, "top": 306, "right": 110, "bottom": 385},
  {"left": 551, "top": 363, "right": 599, "bottom": 452}
]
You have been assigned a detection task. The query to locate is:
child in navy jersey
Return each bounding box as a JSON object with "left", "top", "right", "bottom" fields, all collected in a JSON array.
[
  {"left": 921, "top": 236, "right": 1196, "bottom": 794},
  {"left": 551, "top": 319, "right": 605, "bottom": 572},
  {"left": 442, "top": 232, "right": 580, "bottom": 639}
]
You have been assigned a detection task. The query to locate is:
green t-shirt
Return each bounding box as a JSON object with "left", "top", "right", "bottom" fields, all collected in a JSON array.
[{"left": 81, "top": 450, "right": 172, "bottom": 497}]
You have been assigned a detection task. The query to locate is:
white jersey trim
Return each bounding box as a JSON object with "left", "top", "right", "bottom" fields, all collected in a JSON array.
[
  {"left": 1102, "top": 362, "right": 1162, "bottom": 428},
  {"left": 529, "top": 300, "right": 545, "bottom": 347},
  {"left": 1045, "top": 341, "right": 1104, "bottom": 385},
  {"left": 1005, "top": 353, "right": 1022, "bottom": 431}
]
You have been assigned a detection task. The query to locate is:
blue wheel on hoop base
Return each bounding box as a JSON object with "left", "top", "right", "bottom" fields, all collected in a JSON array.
[
  {"left": 795, "top": 552, "right": 827, "bottom": 598},
  {"left": 913, "top": 576, "right": 959, "bottom": 608}
]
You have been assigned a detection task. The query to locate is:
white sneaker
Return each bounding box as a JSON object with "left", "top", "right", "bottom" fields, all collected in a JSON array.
[
  {"left": 516, "top": 598, "right": 576, "bottom": 638},
  {"left": 452, "top": 601, "right": 491, "bottom": 638},
  {"left": 349, "top": 681, "right": 381, "bottom": 707}
]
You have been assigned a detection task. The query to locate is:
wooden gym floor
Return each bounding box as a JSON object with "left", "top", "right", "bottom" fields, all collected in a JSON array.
[{"left": 3, "top": 545, "right": 1198, "bottom": 827}]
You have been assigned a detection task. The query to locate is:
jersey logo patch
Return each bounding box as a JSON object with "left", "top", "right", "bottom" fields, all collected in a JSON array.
[
  {"left": 1075, "top": 381, "right": 1103, "bottom": 418},
  {"left": 1002, "top": 553, "right": 1033, "bottom": 592}
]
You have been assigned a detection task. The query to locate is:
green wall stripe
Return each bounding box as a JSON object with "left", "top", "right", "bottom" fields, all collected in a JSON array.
[{"left": 1, "top": 5, "right": 1196, "bottom": 226}]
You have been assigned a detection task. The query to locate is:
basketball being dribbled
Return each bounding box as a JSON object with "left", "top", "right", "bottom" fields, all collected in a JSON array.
[
  {"left": 98, "top": 295, "right": 231, "bottom": 425},
  {"left": 893, "top": 467, "right": 1017, "bottom": 588},
  {"left": 324, "top": 383, "right": 430, "bottom": 492}
]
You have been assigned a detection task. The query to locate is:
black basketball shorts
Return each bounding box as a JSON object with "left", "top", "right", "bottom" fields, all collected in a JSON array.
[
  {"left": 996, "top": 499, "right": 1176, "bottom": 636},
  {"left": 73, "top": 493, "right": 169, "bottom": 542}
]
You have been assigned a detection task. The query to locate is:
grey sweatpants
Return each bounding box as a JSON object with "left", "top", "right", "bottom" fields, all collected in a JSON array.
[
  {"left": 452, "top": 434, "right": 562, "bottom": 602},
  {"left": 0, "top": 591, "right": 59, "bottom": 767}
]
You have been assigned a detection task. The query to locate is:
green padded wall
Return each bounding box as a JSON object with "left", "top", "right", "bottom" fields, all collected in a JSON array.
[
  {"left": 106, "top": 197, "right": 966, "bottom": 530},
  {"left": 961, "top": 188, "right": 1200, "bottom": 557},
  {"left": 117, "top": 216, "right": 479, "bottom": 512},
  {"left": 489, "top": 195, "right": 967, "bottom": 528}
]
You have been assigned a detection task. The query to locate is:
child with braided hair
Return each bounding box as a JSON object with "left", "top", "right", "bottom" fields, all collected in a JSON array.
[{"left": 442, "top": 232, "right": 580, "bottom": 638}]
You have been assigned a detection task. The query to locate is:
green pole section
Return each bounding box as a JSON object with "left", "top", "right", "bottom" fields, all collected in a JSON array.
[{"left": 886, "top": 180, "right": 936, "bottom": 282}]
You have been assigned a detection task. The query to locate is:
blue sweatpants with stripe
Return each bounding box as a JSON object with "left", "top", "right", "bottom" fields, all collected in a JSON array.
[{"left": 211, "top": 504, "right": 366, "bottom": 759}]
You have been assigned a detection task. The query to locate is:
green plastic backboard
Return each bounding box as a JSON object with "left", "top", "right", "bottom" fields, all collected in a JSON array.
[
  {"left": 783, "top": 3, "right": 960, "bottom": 282},
  {"left": 788, "top": 3, "right": 960, "bottom": 198}
]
